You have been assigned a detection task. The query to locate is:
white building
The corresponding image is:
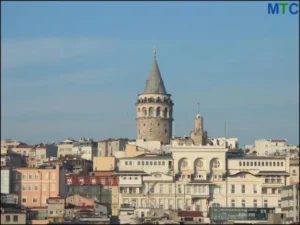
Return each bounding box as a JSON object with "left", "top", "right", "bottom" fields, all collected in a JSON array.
[
  {"left": 209, "top": 137, "right": 239, "bottom": 149},
  {"left": 72, "top": 137, "right": 98, "bottom": 161},
  {"left": 281, "top": 183, "right": 299, "bottom": 224},
  {"left": 227, "top": 156, "right": 290, "bottom": 211},
  {"left": 249, "top": 139, "right": 298, "bottom": 156}
]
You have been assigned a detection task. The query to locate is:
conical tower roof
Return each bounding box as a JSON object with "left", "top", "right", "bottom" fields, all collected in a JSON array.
[{"left": 143, "top": 46, "right": 167, "bottom": 95}]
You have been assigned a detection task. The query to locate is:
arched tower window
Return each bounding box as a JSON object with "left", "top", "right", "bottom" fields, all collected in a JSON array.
[
  {"left": 142, "top": 107, "right": 147, "bottom": 117},
  {"left": 163, "top": 108, "right": 168, "bottom": 117},
  {"left": 163, "top": 98, "right": 168, "bottom": 103},
  {"left": 144, "top": 97, "right": 147, "bottom": 102},
  {"left": 156, "top": 97, "right": 162, "bottom": 103},
  {"left": 149, "top": 107, "right": 154, "bottom": 117},
  {"left": 156, "top": 107, "right": 161, "bottom": 117}
]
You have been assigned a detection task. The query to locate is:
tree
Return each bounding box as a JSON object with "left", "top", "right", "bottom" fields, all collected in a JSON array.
[
  {"left": 245, "top": 149, "right": 250, "bottom": 154},
  {"left": 253, "top": 151, "right": 257, "bottom": 155}
]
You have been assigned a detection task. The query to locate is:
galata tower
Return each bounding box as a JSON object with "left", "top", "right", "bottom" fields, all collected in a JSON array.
[{"left": 136, "top": 46, "right": 174, "bottom": 144}]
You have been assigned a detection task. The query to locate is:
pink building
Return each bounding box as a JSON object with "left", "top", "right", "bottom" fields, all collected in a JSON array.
[{"left": 11, "top": 165, "right": 67, "bottom": 208}]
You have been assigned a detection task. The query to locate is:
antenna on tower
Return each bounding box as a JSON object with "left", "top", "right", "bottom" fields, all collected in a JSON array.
[
  {"left": 153, "top": 45, "right": 156, "bottom": 58},
  {"left": 198, "top": 102, "right": 200, "bottom": 114}
]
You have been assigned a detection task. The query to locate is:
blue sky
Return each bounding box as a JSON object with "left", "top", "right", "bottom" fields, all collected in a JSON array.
[{"left": 2, "top": 1, "right": 299, "bottom": 146}]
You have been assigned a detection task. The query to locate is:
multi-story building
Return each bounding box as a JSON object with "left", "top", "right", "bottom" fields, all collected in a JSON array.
[
  {"left": 9, "top": 144, "right": 37, "bottom": 157},
  {"left": 93, "top": 156, "right": 116, "bottom": 171},
  {"left": 1, "top": 168, "right": 11, "bottom": 194},
  {"left": 42, "top": 155, "right": 93, "bottom": 176},
  {"left": 289, "top": 158, "right": 299, "bottom": 184},
  {"left": 1, "top": 208, "right": 27, "bottom": 225},
  {"left": 227, "top": 156, "right": 290, "bottom": 210},
  {"left": 66, "top": 171, "right": 119, "bottom": 216},
  {"left": 1, "top": 153, "right": 26, "bottom": 167},
  {"left": 249, "top": 139, "right": 297, "bottom": 156},
  {"left": 98, "top": 138, "right": 128, "bottom": 157},
  {"left": 57, "top": 138, "right": 76, "bottom": 158},
  {"left": 281, "top": 183, "right": 299, "bottom": 224},
  {"left": 10, "top": 165, "right": 67, "bottom": 208},
  {"left": 47, "top": 197, "right": 65, "bottom": 223},
  {"left": 209, "top": 137, "right": 239, "bottom": 149},
  {"left": 35, "top": 144, "right": 57, "bottom": 167},
  {"left": 72, "top": 137, "right": 98, "bottom": 161},
  {"left": 128, "top": 139, "right": 161, "bottom": 153}
]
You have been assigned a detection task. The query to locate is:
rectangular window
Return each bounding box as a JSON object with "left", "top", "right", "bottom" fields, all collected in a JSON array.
[
  {"left": 178, "top": 185, "right": 182, "bottom": 194},
  {"left": 239, "top": 162, "right": 242, "bottom": 166},
  {"left": 35, "top": 173, "right": 39, "bottom": 179},
  {"left": 187, "top": 186, "right": 190, "bottom": 194},
  {"left": 264, "top": 199, "right": 268, "bottom": 208},
  {"left": 44, "top": 172, "right": 49, "bottom": 179},
  {"left": 262, "top": 162, "right": 264, "bottom": 166},
  {"left": 22, "top": 197, "right": 27, "bottom": 203},
  {"left": 273, "top": 162, "right": 276, "bottom": 166},
  {"left": 231, "top": 184, "right": 235, "bottom": 194},
  {"left": 51, "top": 173, "right": 56, "bottom": 180},
  {"left": 250, "top": 162, "right": 253, "bottom": 166},
  {"left": 33, "top": 197, "right": 38, "bottom": 203},
  {"left": 253, "top": 184, "right": 257, "bottom": 194},
  {"left": 241, "top": 185, "right": 245, "bottom": 194},
  {"left": 146, "top": 161, "right": 149, "bottom": 165},
  {"left": 28, "top": 184, "right": 32, "bottom": 191},
  {"left": 13, "top": 215, "right": 18, "bottom": 222},
  {"left": 42, "top": 196, "right": 47, "bottom": 203},
  {"left": 129, "top": 161, "right": 132, "bottom": 166},
  {"left": 5, "top": 215, "right": 10, "bottom": 222},
  {"left": 22, "top": 174, "right": 27, "bottom": 179},
  {"left": 22, "top": 185, "right": 26, "bottom": 191},
  {"left": 125, "top": 161, "right": 128, "bottom": 165},
  {"left": 158, "top": 161, "right": 161, "bottom": 166},
  {"left": 162, "top": 161, "right": 165, "bottom": 165},
  {"left": 247, "top": 162, "right": 249, "bottom": 166},
  {"left": 254, "top": 162, "right": 257, "bottom": 166},
  {"left": 277, "top": 162, "right": 280, "bottom": 166},
  {"left": 169, "top": 184, "right": 172, "bottom": 194},
  {"left": 29, "top": 174, "right": 33, "bottom": 179},
  {"left": 241, "top": 199, "right": 246, "bottom": 207},
  {"left": 150, "top": 161, "right": 153, "bottom": 166},
  {"left": 42, "top": 184, "right": 46, "bottom": 191},
  {"left": 243, "top": 162, "right": 245, "bottom": 166},
  {"left": 50, "top": 183, "right": 55, "bottom": 191},
  {"left": 266, "top": 162, "right": 268, "bottom": 166},
  {"left": 34, "top": 185, "right": 38, "bottom": 191},
  {"left": 231, "top": 199, "right": 235, "bottom": 207},
  {"left": 278, "top": 199, "right": 281, "bottom": 207},
  {"left": 154, "top": 161, "right": 157, "bottom": 166},
  {"left": 258, "top": 162, "right": 260, "bottom": 166},
  {"left": 253, "top": 199, "right": 257, "bottom": 208},
  {"left": 281, "top": 162, "right": 283, "bottom": 166},
  {"left": 159, "top": 184, "right": 164, "bottom": 194},
  {"left": 137, "top": 161, "right": 140, "bottom": 166}
]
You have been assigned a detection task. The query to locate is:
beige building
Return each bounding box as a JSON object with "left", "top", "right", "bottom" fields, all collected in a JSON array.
[
  {"left": 98, "top": 138, "right": 128, "bottom": 157},
  {"left": 93, "top": 156, "right": 116, "bottom": 171},
  {"left": 136, "top": 47, "right": 174, "bottom": 144},
  {"left": 1, "top": 208, "right": 26, "bottom": 225},
  {"left": 114, "top": 144, "right": 151, "bottom": 159},
  {"left": 128, "top": 139, "right": 161, "bottom": 153},
  {"left": 57, "top": 138, "right": 76, "bottom": 158},
  {"left": 289, "top": 158, "right": 299, "bottom": 184},
  {"left": 227, "top": 156, "right": 290, "bottom": 210},
  {"left": 47, "top": 197, "right": 65, "bottom": 223}
]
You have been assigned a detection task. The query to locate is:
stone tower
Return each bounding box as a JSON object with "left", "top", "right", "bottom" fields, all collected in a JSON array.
[
  {"left": 136, "top": 47, "right": 174, "bottom": 144},
  {"left": 190, "top": 114, "right": 207, "bottom": 145}
]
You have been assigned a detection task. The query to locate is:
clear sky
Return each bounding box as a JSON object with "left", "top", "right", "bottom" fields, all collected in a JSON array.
[{"left": 2, "top": 1, "right": 299, "bottom": 146}]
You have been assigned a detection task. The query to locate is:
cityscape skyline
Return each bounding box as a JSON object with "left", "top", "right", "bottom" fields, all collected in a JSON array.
[{"left": 2, "top": 1, "right": 299, "bottom": 146}]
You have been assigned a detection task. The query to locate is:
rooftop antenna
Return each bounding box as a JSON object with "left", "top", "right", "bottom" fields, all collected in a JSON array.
[
  {"left": 198, "top": 102, "right": 200, "bottom": 114},
  {"left": 153, "top": 45, "right": 156, "bottom": 58}
]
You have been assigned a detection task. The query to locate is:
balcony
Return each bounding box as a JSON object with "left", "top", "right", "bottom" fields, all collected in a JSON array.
[{"left": 120, "top": 204, "right": 136, "bottom": 210}]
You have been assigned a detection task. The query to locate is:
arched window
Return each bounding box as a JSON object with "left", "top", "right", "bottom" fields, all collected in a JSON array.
[
  {"left": 142, "top": 107, "right": 147, "bottom": 117},
  {"left": 169, "top": 109, "right": 172, "bottom": 117},
  {"left": 211, "top": 158, "right": 220, "bottom": 169},
  {"left": 156, "top": 97, "right": 162, "bottom": 103},
  {"left": 156, "top": 107, "right": 161, "bottom": 117},
  {"left": 149, "top": 107, "right": 154, "bottom": 117},
  {"left": 163, "top": 108, "right": 168, "bottom": 117},
  {"left": 144, "top": 97, "right": 147, "bottom": 102}
]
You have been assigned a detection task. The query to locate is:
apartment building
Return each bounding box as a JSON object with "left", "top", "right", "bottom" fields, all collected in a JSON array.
[
  {"left": 98, "top": 138, "right": 128, "bottom": 157},
  {"left": 1, "top": 153, "right": 26, "bottom": 167},
  {"left": 1, "top": 208, "right": 26, "bottom": 225},
  {"left": 47, "top": 197, "right": 65, "bottom": 223},
  {"left": 1, "top": 168, "right": 11, "bottom": 194},
  {"left": 10, "top": 165, "right": 67, "bottom": 208},
  {"left": 72, "top": 137, "right": 98, "bottom": 161},
  {"left": 250, "top": 139, "right": 297, "bottom": 156},
  {"left": 93, "top": 156, "right": 116, "bottom": 171},
  {"left": 57, "top": 139, "right": 76, "bottom": 158},
  {"left": 281, "top": 183, "right": 299, "bottom": 224},
  {"left": 66, "top": 171, "right": 119, "bottom": 216},
  {"left": 289, "top": 158, "right": 299, "bottom": 184},
  {"left": 227, "top": 156, "right": 290, "bottom": 210},
  {"left": 9, "top": 145, "right": 37, "bottom": 157}
]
